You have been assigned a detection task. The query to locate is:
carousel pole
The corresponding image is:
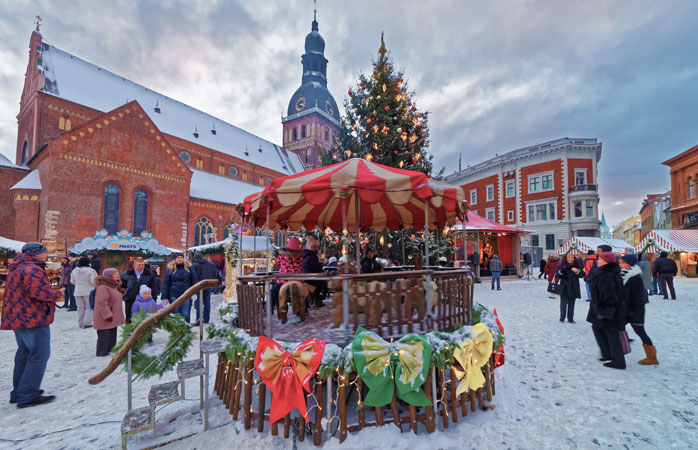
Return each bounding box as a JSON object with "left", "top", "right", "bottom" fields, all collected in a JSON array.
[
  {"left": 355, "top": 194, "right": 361, "bottom": 272},
  {"left": 402, "top": 229, "right": 406, "bottom": 266},
  {"left": 264, "top": 201, "right": 272, "bottom": 338},
  {"left": 462, "top": 211, "right": 467, "bottom": 268},
  {"left": 424, "top": 198, "right": 433, "bottom": 318},
  {"left": 342, "top": 198, "right": 350, "bottom": 346}
]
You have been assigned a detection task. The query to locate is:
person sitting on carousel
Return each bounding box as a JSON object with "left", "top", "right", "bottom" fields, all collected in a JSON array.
[
  {"left": 302, "top": 235, "right": 328, "bottom": 307},
  {"left": 270, "top": 237, "right": 303, "bottom": 313},
  {"left": 360, "top": 247, "right": 381, "bottom": 274},
  {"left": 338, "top": 255, "right": 358, "bottom": 274}
]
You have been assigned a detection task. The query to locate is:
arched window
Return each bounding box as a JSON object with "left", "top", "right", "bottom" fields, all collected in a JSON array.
[
  {"left": 20, "top": 141, "right": 28, "bottom": 166},
  {"left": 133, "top": 190, "right": 148, "bottom": 235},
  {"left": 103, "top": 184, "right": 120, "bottom": 234},
  {"left": 58, "top": 117, "right": 65, "bottom": 130},
  {"left": 690, "top": 178, "right": 695, "bottom": 200},
  {"left": 65, "top": 119, "right": 72, "bottom": 131},
  {"left": 224, "top": 222, "right": 236, "bottom": 239},
  {"left": 292, "top": 128, "right": 297, "bottom": 141},
  {"left": 301, "top": 125, "right": 307, "bottom": 138},
  {"left": 194, "top": 217, "right": 214, "bottom": 246}
]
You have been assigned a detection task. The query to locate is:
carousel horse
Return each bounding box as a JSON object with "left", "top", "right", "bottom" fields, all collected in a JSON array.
[{"left": 278, "top": 281, "right": 314, "bottom": 324}]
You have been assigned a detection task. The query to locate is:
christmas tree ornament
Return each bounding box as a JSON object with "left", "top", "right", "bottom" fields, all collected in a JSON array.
[
  {"left": 397, "top": 128, "right": 402, "bottom": 132},
  {"left": 382, "top": 84, "right": 387, "bottom": 92},
  {"left": 361, "top": 85, "right": 366, "bottom": 90},
  {"left": 348, "top": 90, "right": 352, "bottom": 95},
  {"left": 399, "top": 160, "right": 404, "bottom": 168},
  {"left": 408, "top": 102, "right": 412, "bottom": 106},
  {"left": 255, "top": 337, "right": 326, "bottom": 424},
  {"left": 381, "top": 126, "right": 389, "bottom": 134},
  {"left": 373, "top": 125, "right": 379, "bottom": 133},
  {"left": 352, "top": 327, "right": 432, "bottom": 408},
  {"left": 384, "top": 106, "right": 390, "bottom": 111},
  {"left": 366, "top": 118, "right": 372, "bottom": 124},
  {"left": 377, "top": 95, "right": 381, "bottom": 100},
  {"left": 393, "top": 150, "right": 398, "bottom": 154}
]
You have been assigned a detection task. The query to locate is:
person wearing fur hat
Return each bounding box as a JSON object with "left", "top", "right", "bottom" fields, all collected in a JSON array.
[
  {"left": 70, "top": 256, "right": 97, "bottom": 328},
  {"left": 270, "top": 237, "right": 303, "bottom": 313},
  {"left": 3, "top": 242, "right": 64, "bottom": 407},
  {"left": 161, "top": 253, "right": 198, "bottom": 323},
  {"left": 94, "top": 268, "right": 126, "bottom": 357},
  {"left": 588, "top": 252, "right": 626, "bottom": 369},
  {"left": 619, "top": 254, "right": 658, "bottom": 365},
  {"left": 556, "top": 252, "right": 585, "bottom": 323}
]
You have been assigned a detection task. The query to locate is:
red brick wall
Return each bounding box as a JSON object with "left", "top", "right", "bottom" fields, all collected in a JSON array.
[
  {"left": 568, "top": 158, "right": 594, "bottom": 185},
  {"left": 502, "top": 173, "right": 517, "bottom": 223},
  {"left": 41, "top": 102, "right": 192, "bottom": 249},
  {"left": 461, "top": 174, "right": 499, "bottom": 219},
  {"left": 188, "top": 199, "right": 240, "bottom": 247},
  {"left": 12, "top": 190, "right": 41, "bottom": 242},
  {"left": 665, "top": 145, "right": 698, "bottom": 227},
  {"left": 0, "top": 167, "right": 30, "bottom": 238},
  {"left": 519, "top": 160, "right": 563, "bottom": 224}
]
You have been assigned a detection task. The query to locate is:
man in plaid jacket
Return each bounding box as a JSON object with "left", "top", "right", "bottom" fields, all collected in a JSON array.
[{"left": 2, "top": 242, "right": 64, "bottom": 408}]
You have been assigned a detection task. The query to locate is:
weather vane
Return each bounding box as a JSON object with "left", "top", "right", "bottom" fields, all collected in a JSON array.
[
  {"left": 314, "top": 0, "right": 317, "bottom": 19},
  {"left": 35, "top": 15, "right": 42, "bottom": 32}
]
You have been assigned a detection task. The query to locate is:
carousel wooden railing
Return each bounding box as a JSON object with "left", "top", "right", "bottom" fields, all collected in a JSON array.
[
  {"left": 236, "top": 269, "right": 474, "bottom": 342},
  {"left": 212, "top": 352, "right": 498, "bottom": 446},
  {"left": 88, "top": 279, "right": 219, "bottom": 385}
]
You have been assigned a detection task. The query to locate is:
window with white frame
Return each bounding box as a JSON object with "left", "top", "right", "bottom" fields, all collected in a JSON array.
[
  {"left": 470, "top": 189, "right": 477, "bottom": 205},
  {"left": 485, "top": 208, "right": 496, "bottom": 222},
  {"left": 505, "top": 180, "right": 515, "bottom": 198},
  {"left": 586, "top": 200, "right": 594, "bottom": 217},
  {"left": 545, "top": 234, "right": 556, "bottom": 250},
  {"left": 528, "top": 171, "right": 555, "bottom": 193},
  {"left": 575, "top": 169, "right": 587, "bottom": 186},
  {"left": 574, "top": 201, "right": 583, "bottom": 218},
  {"left": 526, "top": 200, "right": 557, "bottom": 222},
  {"left": 507, "top": 210, "right": 514, "bottom": 222},
  {"left": 486, "top": 184, "right": 494, "bottom": 201}
]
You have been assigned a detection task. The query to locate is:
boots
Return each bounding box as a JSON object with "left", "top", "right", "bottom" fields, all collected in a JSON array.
[{"left": 638, "top": 344, "right": 659, "bottom": 365}]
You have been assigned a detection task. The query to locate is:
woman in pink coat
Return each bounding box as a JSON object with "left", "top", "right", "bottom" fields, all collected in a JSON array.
[{"left": 93, "top": 268, "right": 126, "bottom": 356}]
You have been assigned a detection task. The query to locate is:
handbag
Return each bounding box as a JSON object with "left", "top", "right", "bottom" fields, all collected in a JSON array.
[
  {"left": 547, "top": 282, "right": 562, "bottom": 296},
  {"left": 619, "top": 330, "right": 631, "bottom": 355}
]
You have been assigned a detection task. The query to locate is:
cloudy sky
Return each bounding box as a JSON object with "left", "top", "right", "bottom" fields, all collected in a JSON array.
[{"left": 1, "top": 0, "right": 697, "bottom": 226}]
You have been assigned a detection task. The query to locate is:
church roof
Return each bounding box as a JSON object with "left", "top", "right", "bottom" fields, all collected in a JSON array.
[
  {"left": 38, "top": 41, "right": 303, "bottom": 175},
  {"left": 189, "top": 169, "right": 263, "bottom": 205},
  {"left": 0, "top": 153, "right": 27, "bottom": 170},
  {"left": 11, "top": 169, "right": 42, "bottom": 190}
]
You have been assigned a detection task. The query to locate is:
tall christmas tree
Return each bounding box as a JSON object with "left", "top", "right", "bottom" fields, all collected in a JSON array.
[{"left": 324, "top": 33, "right": 435, "bottom": 175}]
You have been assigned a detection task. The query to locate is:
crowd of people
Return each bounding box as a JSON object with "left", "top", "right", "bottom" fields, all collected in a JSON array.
[
  {"left": 2, "top": 243, "right": 222, "bottom": 408},
  {"left": 543, "top": 244, "right": 663, "bottom": 370}
]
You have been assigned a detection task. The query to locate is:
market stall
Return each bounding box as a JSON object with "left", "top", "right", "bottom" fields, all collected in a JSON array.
[
  {"left": 556, "top": 236, "right": 632, "bottom": 256},
  {"left": 635, "top": 230, "right": 698, "bottom": 277}
]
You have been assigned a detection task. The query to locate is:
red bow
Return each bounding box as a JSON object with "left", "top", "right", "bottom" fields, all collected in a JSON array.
[
  {"left": 493, "top": 309, "right": 505, "bottom": 368},
  {"left": 255, "top": 336, "right": 326, "bottom": 424}
]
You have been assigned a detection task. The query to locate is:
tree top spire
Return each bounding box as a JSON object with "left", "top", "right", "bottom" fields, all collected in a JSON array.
[{"left": 378, "top": 32, "right": 387, "bottom": 59}]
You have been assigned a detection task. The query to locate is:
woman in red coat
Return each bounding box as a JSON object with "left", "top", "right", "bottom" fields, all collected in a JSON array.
[
  {"left": 93, "top": 268, "right": 126, "bottom": 356},
  {"left": 545, "top": 256, "right": 560, "bottom": 283}
]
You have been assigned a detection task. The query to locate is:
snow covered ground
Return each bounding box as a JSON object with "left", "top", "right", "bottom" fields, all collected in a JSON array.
[{"left": 2, "top": 278, "right": 698, "bottom": 449}]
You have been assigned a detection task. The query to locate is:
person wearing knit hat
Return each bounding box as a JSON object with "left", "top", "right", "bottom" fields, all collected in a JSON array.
[
  {"left": 3, "top": 242, "right": 64, "bottom": 407},
  {"left": 589, "top": 250, "right": 626, "bottom": 369},
  {"left": 619, "top": 254, "right": 658, "bottom": 365}
]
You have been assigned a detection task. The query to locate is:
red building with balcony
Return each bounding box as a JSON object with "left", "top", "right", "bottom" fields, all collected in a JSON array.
[
  {"left": 445, "top": 138, "right": 602, "bottom": 255},
  {"left": 663, "top": 144, "right": 698, "bottom": 229}
]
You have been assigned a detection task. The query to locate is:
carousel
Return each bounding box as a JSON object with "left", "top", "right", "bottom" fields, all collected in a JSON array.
[{"left": 210, "top": 159, "right": 505, "bottom": 444}]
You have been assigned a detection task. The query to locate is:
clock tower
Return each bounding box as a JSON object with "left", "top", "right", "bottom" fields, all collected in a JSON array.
[{"left": 282, "top": 13, "right": 340, "bottom": 169}]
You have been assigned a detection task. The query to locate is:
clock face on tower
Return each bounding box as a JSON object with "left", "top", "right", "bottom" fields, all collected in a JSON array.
[
  {"left": 295, "top": 97, "right": 306, "bottom": 111},
  {"left": 325, "top": 101, "right": 334, "bottom": 116}
]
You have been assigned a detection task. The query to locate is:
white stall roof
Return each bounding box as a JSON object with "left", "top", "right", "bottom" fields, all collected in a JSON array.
[
  {"left": 0, "top": 236, "right": 26, "bottom": 253},
  {"left": 189, "top": 170, "right": 263, "bottom": 205}
]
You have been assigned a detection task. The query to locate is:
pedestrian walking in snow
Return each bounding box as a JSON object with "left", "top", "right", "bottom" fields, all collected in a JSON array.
[
  {"left": 648, "top": 255, "right": 662, "bottom": 296},
  {"left": 60, "top": 256, "right": 77, "bottom": 311},
  {"left": 70, "top": 256, "right": 97, "bottom": 328},
  {"left": 588, "top": 252, "right": 626, "bottom": 370},
  {"left": 619, "top": 254, "right": 658, "bottom": 365},
  {"left": 120, "top": 257, "right": 160, "bottom": 324},
  {"left": 556, "top": 252, "right": 585, "bottom": 323},
  {"left": 191, "top": 252, "right": 220, "bottom": 325},
  {"left": 161, "top": 252, "right": 198, "bottom": 323},
  {"left": 652, "top": 251, "right": 678, "bottom": 300},
  {"left": 2, "top": 242, "right": 64, "bottom": 407},
  {"left": 583, "top": 250, "right": 597, "bottom": 301},
  {"left": 489, "top": 254, "right": 503, "bottom": 290},
  {"left": 87, "top": 250, "right": 101, "bottom": 274},
  {"left": 93, "top": 268, "right": 126, "bottom": 356},
  {"left": 637, "top": 253, "right": 653, "bottom": 295},
  {"left": 538, "top": 258, "right": 547, "bottom": 278}
]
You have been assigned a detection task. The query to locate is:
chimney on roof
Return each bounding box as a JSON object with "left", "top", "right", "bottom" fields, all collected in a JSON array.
[
  {"left": 244, "top": 146, "right": 249, "bottom": 157},
  {"left": 211, "top": 124, "right": 216, "bottom": 135},
  {"left": 258, "top": 144, "right": 263, "bottom": 153},
  {"left": 154, "top": 100, "right": 160, "bottom": 113},
  {"left": 193, "top": 126, "right": 199, "bottom": 138}
]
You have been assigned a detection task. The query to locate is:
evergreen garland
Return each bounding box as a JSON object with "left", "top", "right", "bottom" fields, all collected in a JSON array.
[{"left": 112, "top": 312, "right": 195, "bottom": 379}]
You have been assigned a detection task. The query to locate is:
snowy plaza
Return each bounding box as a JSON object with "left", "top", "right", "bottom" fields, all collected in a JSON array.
[{"left": 1, "top": 278, "right": 696, "bottom": 449}]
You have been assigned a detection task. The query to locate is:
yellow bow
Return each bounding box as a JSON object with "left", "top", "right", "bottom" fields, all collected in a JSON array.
[
  {"left": 452, "top": 323, "right": 493, "bottom": 395},
  {"left": 362, "top": 334, "right": 425, "bottom": 386}
]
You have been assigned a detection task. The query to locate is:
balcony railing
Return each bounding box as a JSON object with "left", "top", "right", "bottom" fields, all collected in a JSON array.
[{"left": 569, "top": 184, "right": 597, "bottom": 193}]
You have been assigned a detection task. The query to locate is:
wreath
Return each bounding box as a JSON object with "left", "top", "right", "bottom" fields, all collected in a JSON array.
[
  {"left": 112, "top": 312, "right": 195, "bottom": 379},
  {"left": 105, "top": 251, "right": 125, "bottom": 267}
]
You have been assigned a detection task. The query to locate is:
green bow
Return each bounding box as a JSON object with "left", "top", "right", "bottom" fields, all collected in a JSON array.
[{"left": 352, "top": 327, "right": 432, "bottom": 408}]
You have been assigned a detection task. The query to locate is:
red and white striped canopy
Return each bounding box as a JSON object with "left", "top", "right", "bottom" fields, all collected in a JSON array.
[
  {"left": 243, "top": 159, "right": 468, "bottom": 232},
  {"left": 635, "top": 230, "right": 698, "bottom": 254},
  {"left": 555, "top": 237, "right": 631, "bottom": 255}
]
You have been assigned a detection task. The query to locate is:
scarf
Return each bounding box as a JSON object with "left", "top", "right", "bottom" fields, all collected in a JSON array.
[{"left": 620, "top": 265, "right": 642, "bottom": 285}]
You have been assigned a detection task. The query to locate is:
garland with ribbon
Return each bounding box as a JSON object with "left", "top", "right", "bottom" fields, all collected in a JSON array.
[{"left": 112, "top": 312, "right": 195, "bottom": 379}]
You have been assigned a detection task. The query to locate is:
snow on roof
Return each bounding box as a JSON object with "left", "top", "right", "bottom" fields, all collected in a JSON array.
[
  {"left": 39, "top": 41, "right": 304, "bottom": 175},
  {"left": 0, "top": 153, "right": 27, "bottom": 170},
  {"left": 10, "top": 169, "right": 42, "bottom": 190},
  {"left": 187, "top": 235, "right": 269, "bottom": 253},
  {"left": 0, "top": 236, "right": 26, "bottom": 253},
  {"left": 190, "top": 169, "right": 263, "bottom": 204}
]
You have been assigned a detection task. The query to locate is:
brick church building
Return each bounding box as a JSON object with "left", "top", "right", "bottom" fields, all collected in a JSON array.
[{"left": 0, "top": 17, "right": 339, "bottom": 251}]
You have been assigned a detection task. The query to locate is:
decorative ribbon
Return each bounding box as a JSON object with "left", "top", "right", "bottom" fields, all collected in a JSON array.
[
  {"left": 352, "top": 326, "right": 432, "bottom": 408},
  {"left": 493, "top": 308, "right": 505, "bottom": 368},
  {"left": 255, "top": 336, "right": 326, "bottom": 424},
  {"left": 452, "top": 323, "right": 493, "bottom": 395}
]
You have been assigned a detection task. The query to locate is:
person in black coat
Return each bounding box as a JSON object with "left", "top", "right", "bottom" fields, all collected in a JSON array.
[
  {"left": 87, "top": 250, "right": 101, "bottom": 274},
  {"left": 556, "top": 253, "right": 585, "bottom": 323},
  {"left": 360, "top": 248, "right": 381, "bottom": 274},
  {"left": 120, "top": 257, "right": 160, "bottom": 323},
  {"left": 538, "top": 258, "right": 547, "bottom": 278},
  {"left": 587, "top": 252, "right": 626, "bottom": 369},
  {"left": 161, "top": 253, "right": 198, "bottom": 323},
  {"left": 301, "top": 237, "right": 327, "bottom": 307},
  {"left": 652, "top": 251, "right": 678, "bottom": 300},
  {"left": 191, "top": 252, "right": 220, "bottom": 324},
  {"left": 619, "top": 254, "right": 658, "bottom": 365}
]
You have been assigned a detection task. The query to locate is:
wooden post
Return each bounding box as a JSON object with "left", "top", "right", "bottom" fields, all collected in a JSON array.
[
  {"left": 477, "top": 387, "right": 484, "bottom": 409},
  {"left": 230, "top": 363, "right": 241, "bottom": 418},
  {"left": 299, "top": 415, "right": 306, "bottom": 442},
  {"left": 357, "top": 378, "right": 365, "bottom": 429},
  {"left": 283, "top": 414, "right": 290, "bottom": 439},
  {"left": 439, "top": 369, "right": 449, "bottom": 429},
  {"left": 243, "top": 363, "right": 253, "bottom": 430},
  {"left": 222, "top": 362, "right": 233, "bottom": 410},
  {"left": 271, "top": 419, "right": 278, "bottom": 436},
  {"left": 449, "top": 368, "right": 459, "bottom": 422},
  {"left": 423, "top": 374, "right": 435, "bottom": 433},
  {"left": 490, "top": 355, "right": 497, "bottom": 396},
  {"left": 257, "top": 383, "right": 266, "bottom": 432},
  {"left": 314, "top": 378, "right": 324, "bottom": 446},
  {"left": 390, "top": 393, "right": 401, "bottom": 431},
  {"left": 470, "top": 389, "right": 476, "bottom": 412},
  {"left": 408, "top": 405, "right": 417, "bottom": 433},
  {"left": 339, "top": 372, "right": 348, "bottom": 443},
  {"left": 484, "top": 362, "right": 493, "bottom": 402}
]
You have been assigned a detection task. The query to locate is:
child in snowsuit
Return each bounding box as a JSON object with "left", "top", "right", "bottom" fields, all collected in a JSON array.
[{"left": 131, "top": 285, "right": 161, "bottom": 343}]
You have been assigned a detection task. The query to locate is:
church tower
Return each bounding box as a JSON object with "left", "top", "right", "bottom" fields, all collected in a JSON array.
[{"left": 282, "top": 12, "right": 340, "bottom": 169}]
